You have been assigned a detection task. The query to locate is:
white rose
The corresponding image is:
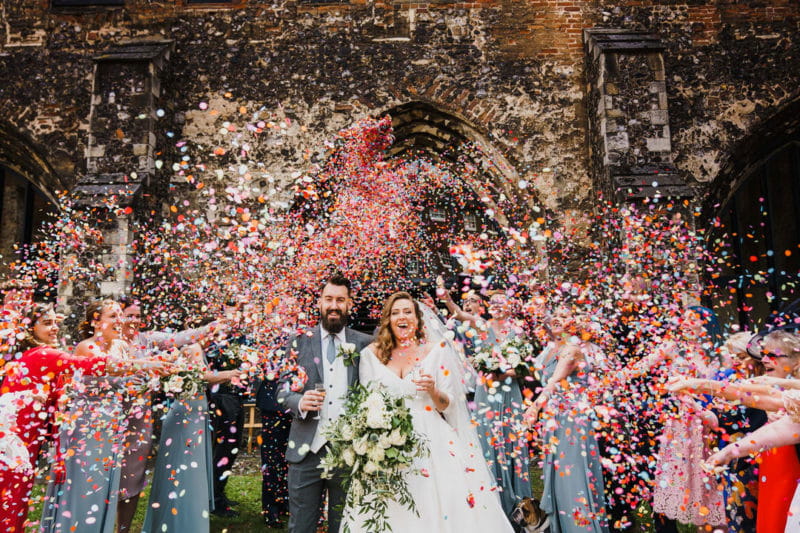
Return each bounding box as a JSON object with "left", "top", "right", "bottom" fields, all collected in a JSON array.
[
  {"left": 341, "top": 342, "right": 356, "bottom": 354},
  {"left": 340, "top": 423, "right": 354, "bottom": 441},
  {"left": 377, "top": 434, "right": 392, "bottom": 449},
  {"left": 342, "top": 447, "right": 355, "bottom": 467},
  {"left": 368, "top": 444, "right": 385, "bottom": 463},
  {"left": 165, "top": 375, "right": 184, "bottom": 394},
  {"left": 364, "top": 391, "right": 384, "bottom": 413},
  {"left": 507, "top": 353, "right": 522, "bottom": 368},
  {"left": 353, "top": 436, "right": 369, "bottom": 456},
  {"left": 363, "top": 460, "right": 379, "bottom": 474},
  {"left": 388, "top": 428, "right": 406, "bottom": 447},
  {"left": 365, "top": 404, "right": 389, "bottom": 429}
]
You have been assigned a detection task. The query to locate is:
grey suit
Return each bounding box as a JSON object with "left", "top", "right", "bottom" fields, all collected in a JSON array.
[{"left": 277, "top": 325, "right": 372, "bottom": 533}]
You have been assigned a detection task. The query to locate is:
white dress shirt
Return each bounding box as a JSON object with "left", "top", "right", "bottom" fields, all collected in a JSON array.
[{"left": 310, "top": 327, "right": 349, "bottom": 453}]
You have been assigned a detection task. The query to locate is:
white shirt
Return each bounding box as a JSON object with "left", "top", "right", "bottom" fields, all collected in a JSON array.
[{"left": 310, "top": 327, "right": 349, "bottom": 453}]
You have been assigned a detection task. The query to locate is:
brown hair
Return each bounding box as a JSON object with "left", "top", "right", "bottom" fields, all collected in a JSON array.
[
  {"left": 19, "top": 302, "right": 56, "bottom": 351},
  {"left": 78, "top": 299, "right": 118, "bottom": 340},
  {"left": 374, "top": 292, "right": 426, "bottom": 364}
]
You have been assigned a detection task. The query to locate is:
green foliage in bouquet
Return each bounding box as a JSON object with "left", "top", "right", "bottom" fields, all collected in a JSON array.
[
  {"left": 473, "top": 335, "right": 539, "bottom": 379},
  {"left": 319, "top": 383, "right": 428, "bottom": 532}
]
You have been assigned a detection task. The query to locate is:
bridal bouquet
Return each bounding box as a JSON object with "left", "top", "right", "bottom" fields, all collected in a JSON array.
[
  {"left": 320, "top": 383, "right": 428, "bottom": 532},
  {"left": 473, "top": 336, "right": 536, "bottom": 378}
]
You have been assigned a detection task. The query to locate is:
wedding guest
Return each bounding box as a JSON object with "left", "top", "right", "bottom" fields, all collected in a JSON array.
[
  {"left": 674, "top": 329, "right": 800, "bottom": 533},
  {"left": 40, "top": 299, "right": 134, "bottom": 533},
  {"left": 625, "top": 307, "right": 725, "bottom": 530},
  {"left": 141, "top": 343, "right": 244, "bottom": 533},
  {"left": 277, "top": 274, "right": 372, "bottom": 533},
  {"left": 116, "top": 297, "right": 225, "bottom": 533},
  {"left": 711, "top": 332, "right": 766, "bottom": 533},
  {"left": 599, "top": 276, "right": 667, "bottom": 532},
  {"left": 470, "top": 290, "right": 532, "bottom": 516},
  {"left": 207, "top": 299, "right": 250, "bottom": 517},
  {"left": 0, "top": 278, "right": 35, "bottom": 359},
  {"left": 527, "top": 306, "right": 609, "bottom": 533},
  {"left": 0, "top": 303, "right": 108, "bottom": 532},
  {"left": 256, "top": 367, "right": 291, "bottom": 527},
  {"left": 0, "top": 302, "right": 160, "bottom": 532}
]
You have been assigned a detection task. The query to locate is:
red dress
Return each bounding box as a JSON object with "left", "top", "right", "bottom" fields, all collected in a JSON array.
[
  {"left": 756, "top": 445, "right": 800, "bottom": 533},
  {"left": 0, "top": 345, "right": 106, "bottom": 532}
]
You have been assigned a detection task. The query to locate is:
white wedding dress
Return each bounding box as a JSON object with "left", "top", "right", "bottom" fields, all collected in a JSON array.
[{"left": 342, "top": 344, "right": 514, "bottom": 533}]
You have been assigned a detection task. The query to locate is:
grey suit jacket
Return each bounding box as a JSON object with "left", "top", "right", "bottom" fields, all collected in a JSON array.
[{"left": 277, "top": 325, "right": 373, "bottom": 463}]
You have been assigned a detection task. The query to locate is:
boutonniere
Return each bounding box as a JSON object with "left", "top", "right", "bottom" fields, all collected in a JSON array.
[{"left": 337, "top": 342, "right": 358, "bottom": 367}]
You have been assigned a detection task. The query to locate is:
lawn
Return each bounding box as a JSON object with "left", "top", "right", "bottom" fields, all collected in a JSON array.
[
  {"left": 26, "top": 471, "right": 285, "bottom": 533},
  {"left": 25, "top": 460, "right": 696, "bottom": 533}
]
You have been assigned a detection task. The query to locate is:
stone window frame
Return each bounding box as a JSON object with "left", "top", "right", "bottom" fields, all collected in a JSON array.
[{"left": 429, "top": 206, "right": 446, "bottom": 222}]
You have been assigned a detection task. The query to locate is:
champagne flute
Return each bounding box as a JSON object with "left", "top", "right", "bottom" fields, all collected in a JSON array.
[
  {"left": 411, "top": 362, "right": 423, "bottom": 398},
  {"left": 313, "top": 383, "right": 325, "bottom": 420}
]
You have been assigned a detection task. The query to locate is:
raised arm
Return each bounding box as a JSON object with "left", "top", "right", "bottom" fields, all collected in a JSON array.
[
  {"left": 667, "top": 377, "right": 786, "bottom": 412},
  {"left": 706, "top": 414, "right": 800, "bottom": 466}
]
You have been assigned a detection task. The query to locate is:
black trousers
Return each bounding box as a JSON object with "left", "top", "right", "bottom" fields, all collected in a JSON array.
[
  {"left": 260, "top": 411, "right": 291, "bottom": 519},
  {"left": 209, "top": 392, "right": 244, "bottom": 506}
]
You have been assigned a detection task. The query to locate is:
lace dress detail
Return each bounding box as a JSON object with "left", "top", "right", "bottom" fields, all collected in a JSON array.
[{"left": 652, "top": 408, "right": 726, "bottom": 526}]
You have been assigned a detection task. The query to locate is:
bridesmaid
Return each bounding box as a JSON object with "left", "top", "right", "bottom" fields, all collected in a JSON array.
[
  {"left": 40, "top": 299, "right": 133, "bottom": 533},
  {"left": 0, "top": 302, "right": 157, "bottom": 532},
  {"left": 141, "top": 343, "right": 242, "bottom": 533},
  {"left": 117, "top": 298, "right": 223, "bottom": 533},
  {"left": 471, "top": 290, "right": 533, "bottom": 516},
  {"left": 527, "top": 306, "right": 608, "bottom": 533}
]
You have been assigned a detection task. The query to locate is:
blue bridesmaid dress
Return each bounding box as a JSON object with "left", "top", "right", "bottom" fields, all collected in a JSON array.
[
  {"left": 473, "top": 329, "right": 532, "bottom": 516},
  {"left": 141, "top": 394, "right": 214, "bottom": 533},
  {"left": 40, "top": 375, "right": 126, "bottom": 533},
  {"left": 538, "top": 346, "right": 608, "bottom": 533}
]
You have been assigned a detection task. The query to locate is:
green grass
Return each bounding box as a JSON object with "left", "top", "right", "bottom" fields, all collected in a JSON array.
[
  {"left": 26, "top": 467, "right": 698, "bottom": 533},
  {"left": 26, "top": 475, "right": 285, "bottom": 533}
]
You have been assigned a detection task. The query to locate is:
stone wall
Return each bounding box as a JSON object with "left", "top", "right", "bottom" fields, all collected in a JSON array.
[{"left": 0, "top": 0, "right": 798, "bottom": 295}]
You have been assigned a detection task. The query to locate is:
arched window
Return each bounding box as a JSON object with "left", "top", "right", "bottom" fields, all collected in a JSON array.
[
  {"left": 706, "top": 140, "right": 800, "bottom": 329},
  {"left": 0, "top": 165, "right": 58, "bottom": 276}
]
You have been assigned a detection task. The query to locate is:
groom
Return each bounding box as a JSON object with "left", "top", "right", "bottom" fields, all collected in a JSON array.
[{"left": 277, "top": 274, "right": 372, "bottom": 533}]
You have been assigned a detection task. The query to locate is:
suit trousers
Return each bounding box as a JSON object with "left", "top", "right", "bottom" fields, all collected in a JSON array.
[
  {"left": 287, "top": 446, "right": 346, "bottom": 533},
  {"left": 260, "top": 411, "right": 291, "bottom": 519},
  {"left": 209, "top": 391, "right": 244, "bottom": 506}
]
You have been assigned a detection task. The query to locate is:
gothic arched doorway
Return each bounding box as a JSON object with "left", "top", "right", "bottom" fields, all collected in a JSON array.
[{"left": 705, "top": 99, "right": 800, "bottom": 330}]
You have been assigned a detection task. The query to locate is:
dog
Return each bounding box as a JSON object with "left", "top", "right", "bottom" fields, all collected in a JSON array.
[{"left": 510, "top": 497, "right": 550, "bottom": 533}]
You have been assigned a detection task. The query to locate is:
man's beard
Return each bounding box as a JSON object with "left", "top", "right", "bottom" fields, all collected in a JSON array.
[{"left": 321, "top": 309, "right": 348, "bottom": 334}]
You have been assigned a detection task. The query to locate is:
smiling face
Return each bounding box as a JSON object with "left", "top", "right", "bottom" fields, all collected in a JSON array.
[
  {"left": 389, "top": 297, "right": 419, "bottom": 342},
  {"left": 122, "top": 304, "right": 142, "bottom": 339},
  {"left": 33, "top": 309, "right": 60, "bottom": 347},
  {"left": 760, "top": 337, "right": 799, "bottom": 377},
  {"left": 318, "top": 282, "right": 352, "bottom": 334},
  {"left": 462, "top": 293, "right": 486, "bottom": 316},
  {"left": 547, "top": 307, "right": 573, "bottom": 337},
  {"left": 92, "top": 302, "right": 123, "bottom": 341},
  {"left": 488, "top": 294, "right": 510, "bottom": 319}
]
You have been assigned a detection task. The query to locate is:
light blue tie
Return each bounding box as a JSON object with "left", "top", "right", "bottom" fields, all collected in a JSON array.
[{"left": 326, "top": 335, "right": 337, "bottom": 364}]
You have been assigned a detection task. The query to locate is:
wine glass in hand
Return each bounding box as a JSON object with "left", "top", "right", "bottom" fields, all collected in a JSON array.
[{"left": 313, "top": 383, "right": 326, "bottom": 420}]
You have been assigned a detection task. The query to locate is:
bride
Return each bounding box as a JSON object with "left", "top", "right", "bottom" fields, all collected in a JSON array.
[{"left": 342, "top": 291, "right": 514, "bottom": 532}]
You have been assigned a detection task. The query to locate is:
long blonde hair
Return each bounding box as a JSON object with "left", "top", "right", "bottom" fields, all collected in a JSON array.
[{"left": 374, "top": 292, "right": 426, "bottom": 364}]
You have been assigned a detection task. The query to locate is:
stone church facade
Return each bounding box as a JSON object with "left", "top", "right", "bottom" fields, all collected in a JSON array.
[{"left": 0, "top": 0, "right": 798, "bottom": 328}]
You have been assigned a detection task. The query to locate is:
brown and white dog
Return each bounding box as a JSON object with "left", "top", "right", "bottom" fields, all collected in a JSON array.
[{"left": 510, "top": 497, "right": 550, "bottom": 533}]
